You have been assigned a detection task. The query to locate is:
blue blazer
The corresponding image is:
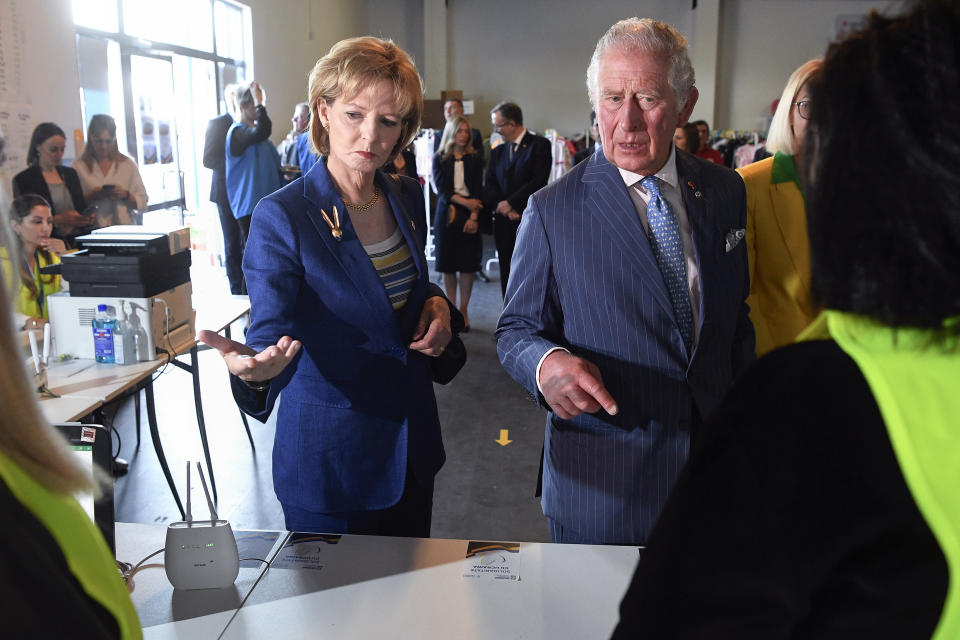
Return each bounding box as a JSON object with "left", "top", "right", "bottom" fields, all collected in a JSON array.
[
  {"left": 496, "top": 149, "right": 755, "bottom": 544},
  {"left": 231, "top": 158, "right": 446, "bottom": 514}
]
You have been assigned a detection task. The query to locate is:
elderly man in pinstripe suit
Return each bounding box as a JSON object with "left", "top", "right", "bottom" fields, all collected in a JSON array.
[{"left": 496, "top": 18, "right": 755, "bottom": 545}]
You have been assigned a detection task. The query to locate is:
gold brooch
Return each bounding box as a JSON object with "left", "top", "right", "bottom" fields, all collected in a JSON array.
[{"left": 320, "top": 206, "right": 342, "bottom": 241}]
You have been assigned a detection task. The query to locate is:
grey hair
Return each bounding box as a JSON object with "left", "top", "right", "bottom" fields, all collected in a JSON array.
[{"left": 586, "top": 18, "right": 695, "bottom": 110}]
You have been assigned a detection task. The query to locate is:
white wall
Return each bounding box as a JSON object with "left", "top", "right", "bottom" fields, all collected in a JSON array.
[
  {"left": 716, "top": 0, "right": 906, "bottom": 132},
  {"left": 445, "top": 0, "right": 692, "bottom": 137},
  {"left": 221, "top": 0, "right": 914, "bottom": 142},
  {"left": 237, "top": 0, "right": 368, "bottom": 145},
  {"left": 1, "top": 0, "right": 84, "bottom": 167},
  {"left": 367, "top": 0, "right": 424, "bottom": 78}
]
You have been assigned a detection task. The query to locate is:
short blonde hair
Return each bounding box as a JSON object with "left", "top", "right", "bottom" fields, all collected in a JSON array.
[
  {"left": 439, "top": 116, "right": 475, "bottom": 160},
  {"left": 308, "top": 36, "right": 423, "bottom": 163},
  {"left": 765, "top": 59, "right": 822, "bottom": 155}
]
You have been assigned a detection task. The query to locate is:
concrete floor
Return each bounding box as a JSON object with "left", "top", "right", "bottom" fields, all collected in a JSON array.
[{"left": 112, "top": 239, "right": 551, "bottom": 542}]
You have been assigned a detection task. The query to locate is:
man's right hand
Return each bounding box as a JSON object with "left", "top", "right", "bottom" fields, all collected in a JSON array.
[
  {"left": 198, "top": 329, "right": 300, "bottom": 383},
  {"left": 538, "top": 350, "right": 618, "bottom": 420}
]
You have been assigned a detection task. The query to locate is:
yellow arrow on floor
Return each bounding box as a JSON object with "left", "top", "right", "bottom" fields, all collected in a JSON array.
[{"left": 495, "top": 429, "right": 512, "bottom": 446}]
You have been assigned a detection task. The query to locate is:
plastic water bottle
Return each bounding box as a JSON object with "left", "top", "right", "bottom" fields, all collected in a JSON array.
[
  {"left": 112, "top": 300, "right": 137, "bottom": 365},
  {"left": 93, "top": 304, "right": 117, "bottom": 363}
]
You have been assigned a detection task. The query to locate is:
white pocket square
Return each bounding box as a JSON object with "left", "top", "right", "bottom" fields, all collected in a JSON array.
[{"left": 725, "top": 228, "right": 746, "bottom": 253}]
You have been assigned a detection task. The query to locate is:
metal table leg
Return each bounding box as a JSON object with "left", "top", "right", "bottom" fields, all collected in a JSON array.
[
  {"left": 145, "top": 380, "right": 185, "bottom": 519},
  {"left": 225, "top": 322, "right": 256, "bottom": 451},
  {"left": 189, "top": 345, "right": 218, "bottom": 503}
]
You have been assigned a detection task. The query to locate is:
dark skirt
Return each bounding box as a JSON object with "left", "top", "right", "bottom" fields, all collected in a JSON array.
[{"left": 433, "top": 201, "right": 482, "bottom": 273}]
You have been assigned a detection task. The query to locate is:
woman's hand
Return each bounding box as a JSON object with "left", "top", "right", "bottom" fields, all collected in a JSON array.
[
  {"left": 409, "top": 296, "right": 452, "bottom": 357},
  {"left": 40, "top": 237, "right": 66, "bottom": 255},
  {"left": 198, "top": 329, "right": 301, "bottom": 382},
  {"left": 23, "top": 317, "right": 47, "bottom": 331},
  {"left": 251, "top": 81, "right": 264, "bottom": 107},
  {"left": 463, "top": 218, "right": 479, "bottom": 234},
  {"left": 466, "top": 198, "right": 483, "bottom": 212}
]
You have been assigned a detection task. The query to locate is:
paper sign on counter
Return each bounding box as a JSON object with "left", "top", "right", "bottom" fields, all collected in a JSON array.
[{"left": 462, "top": 541, "right": 521, "bottom": 582}]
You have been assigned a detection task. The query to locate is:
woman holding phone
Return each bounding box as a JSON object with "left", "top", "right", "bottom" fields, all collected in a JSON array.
[{"left": 74, "top": 114, "right": 148, "bottom": 227}]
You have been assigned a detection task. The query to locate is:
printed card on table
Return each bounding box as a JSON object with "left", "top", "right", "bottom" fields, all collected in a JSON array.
[
  {"left": 271, "top": 532, "right": 342, "bottom": 570},
  {"left": 462, "top": 541, "right": 521, "bottom": 582}
]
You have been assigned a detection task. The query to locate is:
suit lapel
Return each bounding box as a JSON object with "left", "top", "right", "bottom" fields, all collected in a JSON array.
[
  {"left": 769, "top": 181, "right": 812, "bottom": 298},
  {"left": 301, "top": 159, "right": 397, "bottom": 330},
  {"left": 581, "top": 151, "right": 673, "bottom": 317},
  {"left": 677, "top": 152, "right": 722, "bottom": 358}
]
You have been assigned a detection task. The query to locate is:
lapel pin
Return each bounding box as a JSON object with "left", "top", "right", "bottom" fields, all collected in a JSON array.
[
  {"left": 687, "top": 181, "right": 702, "bottom": 198},
  {"left": 320, "top": 206, "right": 343, "bottom": 241}
]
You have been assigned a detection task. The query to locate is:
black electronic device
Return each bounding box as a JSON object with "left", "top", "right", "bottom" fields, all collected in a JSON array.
[
  {"left": 74, "top": 231, "right": 172, "bottom": 256},
  {"left": 58, "top": 249, "right": 191, "bottom": 298},
  {"left": 53, "top": 424, "right": 115, "bottom": 554}
]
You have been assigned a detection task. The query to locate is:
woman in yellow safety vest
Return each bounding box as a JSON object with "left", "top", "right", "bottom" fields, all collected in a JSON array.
[
  {"left": 613, "top": 2, "right": 960, "bottom": 638},
  {"left": 0, "top": 193, "right": 141, "bottom": 637}
]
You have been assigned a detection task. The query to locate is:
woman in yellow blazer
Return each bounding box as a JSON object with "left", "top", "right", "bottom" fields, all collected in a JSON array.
[
  {"left": 1, "top": 194, "right": 64, "bottom": 330},
  {"left": 737, "top": 59, "right": 821, "bottom": 356}
]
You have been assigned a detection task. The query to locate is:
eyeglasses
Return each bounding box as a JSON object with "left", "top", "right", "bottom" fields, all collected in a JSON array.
[
  {"left": 794, "top": 100, "right": 811, "bottom": 120},
  {"left": 492, "top": 120, "right": 514, "bottom": 132},
  {"left": 93, "top": 137, "right": 116, "bottom": 144}
]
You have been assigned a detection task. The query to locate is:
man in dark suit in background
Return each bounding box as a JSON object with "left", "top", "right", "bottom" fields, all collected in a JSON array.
[
  {"left": 434, "top": 98, "right": 484, "bottom": 167},
  {"left": 496, "top": 19, "right": 754, "bottom": 545},
  {"left": 203, "top": 84, "right": 245, "bottom": 295},
  {"left": 483, "top": 101, "right": 551, "bottom": 296}
]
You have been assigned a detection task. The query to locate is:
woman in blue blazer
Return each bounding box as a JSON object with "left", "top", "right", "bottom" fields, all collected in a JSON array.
[{"left": 200, "top": 37, "right": 462, "bottom": 537}]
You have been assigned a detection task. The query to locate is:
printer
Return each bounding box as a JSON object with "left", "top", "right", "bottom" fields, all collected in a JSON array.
[{"left": 47, "top": 225, "right": 195, "bottom": 361}]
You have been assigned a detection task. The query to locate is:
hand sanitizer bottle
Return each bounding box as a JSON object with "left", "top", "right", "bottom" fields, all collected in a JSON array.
[
  {"left": 93, "top": 304, "right": 117, "bottom": 363},
  {"left": 112, "top": 300, "right": 137, "bottom": 365}
]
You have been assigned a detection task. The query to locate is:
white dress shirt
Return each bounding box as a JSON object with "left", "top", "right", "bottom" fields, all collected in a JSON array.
[{"left": 73, "top": 156, "right": 149, "bottom": 211}]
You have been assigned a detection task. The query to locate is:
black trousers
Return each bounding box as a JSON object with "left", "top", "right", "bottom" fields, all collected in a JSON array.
[
  {"left": 494, "top": 215, "right": 521, "bottom": 297},
  {"left": 215, "top": 196, "right": 245, "bottom": 295},
  {"left": 280, "top": 466, "right": 434, "bottom": 538}
]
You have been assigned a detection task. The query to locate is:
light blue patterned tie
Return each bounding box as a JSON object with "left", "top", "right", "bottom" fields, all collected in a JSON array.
[{"left": 640, "top": 175, "right": 693, "bottom": 351}]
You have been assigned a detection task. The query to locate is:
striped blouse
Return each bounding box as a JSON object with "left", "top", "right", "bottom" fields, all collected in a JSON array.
[{"left": 364, "top": 227, "right": 417, "bottom": 311}]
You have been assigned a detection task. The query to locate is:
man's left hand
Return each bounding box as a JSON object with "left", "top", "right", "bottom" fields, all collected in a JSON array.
[
  {"left": 409, "top": 296, "right": 452, "bottom": 357},
  {"left": 496, "top": 200, "right": 513, "bottom": 215}
]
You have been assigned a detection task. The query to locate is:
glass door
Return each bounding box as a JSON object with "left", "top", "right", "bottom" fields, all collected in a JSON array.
[{"left": 125, "top": 53, "right": 185, "bottom": 218}]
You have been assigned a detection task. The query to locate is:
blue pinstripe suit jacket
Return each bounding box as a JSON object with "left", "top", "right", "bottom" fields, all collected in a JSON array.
[{"left": 496, "top": 149, "right": 755, "bottom": 544}]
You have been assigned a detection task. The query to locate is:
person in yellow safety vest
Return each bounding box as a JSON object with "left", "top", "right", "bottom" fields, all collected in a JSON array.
[
  {"left": 0, "top": 196, "right": 141, "bottom": 636},
  {"left": 612, "top": 2, "right": 960, "bottom": 638}
]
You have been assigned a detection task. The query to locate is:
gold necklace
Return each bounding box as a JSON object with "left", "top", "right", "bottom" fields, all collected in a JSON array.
[{"left": 342, "top": 186, "right": 380, "bottom": 212}]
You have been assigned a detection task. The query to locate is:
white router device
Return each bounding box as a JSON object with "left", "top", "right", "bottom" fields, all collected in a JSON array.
[{"left": 164, "top": 462, "right": 240, "bottom": 590}]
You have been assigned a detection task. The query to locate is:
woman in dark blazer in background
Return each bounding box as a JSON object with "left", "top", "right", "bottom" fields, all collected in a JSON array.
[
  {"left": 13, "top": 123, "right": 88, "bottom": 247},
  {"left": 432, "top": 115, "right": 484, "bottom": 330}
]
